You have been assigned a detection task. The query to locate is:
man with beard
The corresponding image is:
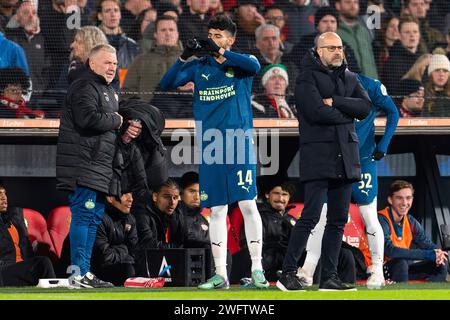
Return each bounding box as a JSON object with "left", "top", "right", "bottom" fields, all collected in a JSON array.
[
  {"left": 289, "top": 6, "right": 361, "bottom": 74},
  {"left": 276, "top": 32, "right": 371, "bottom": 292},
  {"left": 335, "top": 0, "right": 378, "bottom": 78}
]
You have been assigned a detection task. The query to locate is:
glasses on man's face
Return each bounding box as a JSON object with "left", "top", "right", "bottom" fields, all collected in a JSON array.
[
  {"left": 320, "top": 45, "right": 344, "bottom": 52},
  {"left": 266, "top": 16, "right": 284, "bottom": 22}
]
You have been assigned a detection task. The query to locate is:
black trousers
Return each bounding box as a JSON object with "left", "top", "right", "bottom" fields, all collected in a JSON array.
[
  {"left": 283, "top": 178, "right": 352, "bottom": 281},
  {"left": 0, "top": 256, "right": 56, "bottom": 287},
  {"left": 312, "top": 246, "right": 357, "bottom": 284},
  {"left": 93, "top": 263, "right": 136, "bottom": 286}
]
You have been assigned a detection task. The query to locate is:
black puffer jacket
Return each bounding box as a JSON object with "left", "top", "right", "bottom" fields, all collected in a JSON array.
[
  {"left": 258, "top": 202, "right": 296, "bottom": 251},
  {"left": 179, "top": 202, "right": 210, "bottom": 249},
  {"left": 0, "top": 207, "right": 33, "bottom": 269},
  {"left": 119, "top": 98, "right": 167, "bottom": 189},
  {"left": 134, "top": 200, "right": 185, "bottom": 250},
  {"left": 92, "top": 203, "right": 138, "bottom": 268},
  {"left": 296, "top": 49, "right": 371, "bottom": 182},
  {"left": 56, "top": 67, "right": 122, "bottom": 194}
]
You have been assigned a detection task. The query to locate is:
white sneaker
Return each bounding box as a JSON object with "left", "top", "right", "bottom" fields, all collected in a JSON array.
[
  {"left": 296, "top": 268, "right": 313, "bottom": 287},
  {"left": 367, "top": 272, "right": 385, "bottom": 290}
]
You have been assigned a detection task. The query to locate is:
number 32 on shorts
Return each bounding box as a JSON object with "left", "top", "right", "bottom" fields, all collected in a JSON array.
[
  {"left": 237, "top": 170, "right": 253, "bottom": 186},
  {"left": 358, "top": 173, "right": 373, "bottom": 190}
]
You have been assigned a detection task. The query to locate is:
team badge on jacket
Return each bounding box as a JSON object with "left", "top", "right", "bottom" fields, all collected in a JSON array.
[{"left": 85, "top": 199, "right": 95, "bottom": 209}]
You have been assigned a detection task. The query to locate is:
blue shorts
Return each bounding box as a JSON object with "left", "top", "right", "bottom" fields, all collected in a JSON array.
[
  {"left": 352, "top": 156, "right": 378, "bottom": 205},
  {"left": 199, "top": 163, "right": 257, "bottom": 208}
]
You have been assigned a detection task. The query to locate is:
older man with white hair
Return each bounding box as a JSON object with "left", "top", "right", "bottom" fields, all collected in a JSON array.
[{"left": 254, "top": 23, "right": 298, "bottom": 94}]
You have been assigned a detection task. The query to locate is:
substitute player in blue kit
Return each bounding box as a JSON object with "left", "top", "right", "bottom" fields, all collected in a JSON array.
[
  {"left": 159, "top": 14, "right": 269, "bottom": 289},
  {"left": 297, "top": 74, "right": 399, "bottom": 289}
]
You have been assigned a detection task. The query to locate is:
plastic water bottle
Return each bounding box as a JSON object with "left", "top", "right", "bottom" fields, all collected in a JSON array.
[{"left": 122, "top": 119, "right": 141, "bottom": 144}]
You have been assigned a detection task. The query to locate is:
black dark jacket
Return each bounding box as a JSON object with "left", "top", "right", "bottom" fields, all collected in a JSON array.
[
  {"left": 258, "top": 202, "right": 296, "bottom": 252},
  {"left": 106, "top": 33, "right": 139, "bottom": 70},
  {"left": 381, "top": 41, "right": 421, "bottom": 95},
  {"left": 0, "top": 208, "right": 33, "bottom": 268},
  {"left": 178, "top": 11, "right": 211, "bottom": 47},
  {"left": 134, "top": 201, "right": 185, "bottom": 251},
  {"left": 179, "top": 202, "right": 210, "bottom": 248},
  {"left": 92, "top": 204, "right": 138, "bottom": 268},
  {"left": 296, "top": 49, "right": 371, "bottom": 182},
  {"left": 119, "top": 98, "right": 168, "bottom": 190},
  {"left": 56, "top": 66, "right": 122, "bottom": 194}
]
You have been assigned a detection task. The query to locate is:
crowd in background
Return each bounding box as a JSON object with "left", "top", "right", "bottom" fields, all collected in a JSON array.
[{"left": 1, "top": 0, "right": 450, "bottom": 119}]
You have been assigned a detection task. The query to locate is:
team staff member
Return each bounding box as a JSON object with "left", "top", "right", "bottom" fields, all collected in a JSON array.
[
  {"left": 378, "top": 180, "right": 448, "bottom": 283},
  {"left": 277, "top": 32, "right": 371, "bottom": 292},
  {"left": 0, "top": 182, "right": 56, "bottom": 286},
  {"left": 297, "top": 74, "right": 399, "bottom": 289},
  {"left": 56, "top": 44, "right": 141, "bottom": 288},
  {"left": 159, "top": 14, "right": 268, "bottom": 289}
]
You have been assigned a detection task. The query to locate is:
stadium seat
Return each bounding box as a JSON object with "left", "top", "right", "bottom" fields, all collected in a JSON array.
[
  {"left": 47, "top": 206, "right": 71, "bottom": 258},
  {"left": 202, "top": 207, "right": 238, "bottom": 254},
  {"left": 23, "top": 208, "right": 56, "bottom": 258}
]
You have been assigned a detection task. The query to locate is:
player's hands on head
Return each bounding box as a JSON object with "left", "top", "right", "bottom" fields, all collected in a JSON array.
[{"left": 372, "top": 150, "right": 385, "bottom": 161}]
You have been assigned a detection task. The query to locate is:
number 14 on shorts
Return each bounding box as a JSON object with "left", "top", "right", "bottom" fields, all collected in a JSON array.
[{"left": 237, "top": 170, "right": 253, "bottom": 193}]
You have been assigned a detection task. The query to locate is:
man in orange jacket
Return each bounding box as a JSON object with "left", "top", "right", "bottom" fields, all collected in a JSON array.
[{"left": 378, "top": 180, "right": 448, "bottom": 282}]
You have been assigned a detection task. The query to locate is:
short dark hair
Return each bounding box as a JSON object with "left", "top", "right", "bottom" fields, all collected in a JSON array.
[
  {"left": 0, "top": 180, "right": 5, "bottom": 190},
  {"left": 0, "top": 68, "right": 30, "bottom": 94},
  {"left": 180, "top": 171, "right": 199, "bottom": 191},
  {"left": 389, "top": 180, "right": 415, "bottom": 197},
  {"left": 263, "top": 4, "right": 285, "bottom": 15},
  {"left": 153, "top": 179, "right": 180, "bottom": 193},
  {"left": 266, "top": 181, "right": 296, "bottom": 197},
  {"left": 208, "top": 14, "right": 237, "bottom": 37},
  {"left": 398, "top": 15, "right": 420, "bottom": 32},
  {"left": 155, "top": 15, "right": 178, "bottom": 32}
]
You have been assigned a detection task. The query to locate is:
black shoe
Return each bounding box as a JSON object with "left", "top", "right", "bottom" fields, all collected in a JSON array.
[
  {"left": 73, "top": 272, "right": 114, "bottom": 288},
  {"left": 276, "top": 272, "right": 305, "bottom": 292},
  {"left": 319, "top": 275, "right": 357, "bottom": 291}
]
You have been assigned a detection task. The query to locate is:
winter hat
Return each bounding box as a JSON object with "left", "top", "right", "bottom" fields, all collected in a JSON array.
[
  {"left": 428, "top": 54, "right": 450, "bottom": 76},
  {"left": 397, "top": 78, "right": 424, "bottom": 97},
  {"left": 314, "top": 6, "right": 339, "bottom": 30},
  {"left": 261, "top": 64, "right": 289, "bottom": 87}
]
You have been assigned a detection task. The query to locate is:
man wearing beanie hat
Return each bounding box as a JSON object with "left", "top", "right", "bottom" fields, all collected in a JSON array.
[
  {"left": 396, "top": 78, "right": 425, "bottom": 117},
  {"left": 251, "top": 64, "right": 296, "bottom": 118},
  {"left": 289, "top": 6, "right": 361, "bottom": 74},
  {"left": 424, "top": 53, "right": 450, "bottom": 116}
]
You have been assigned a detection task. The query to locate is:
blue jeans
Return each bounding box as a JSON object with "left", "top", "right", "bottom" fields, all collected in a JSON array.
[
  {"left": 68, "top": 186, "right": 105, "bottom": 276},
  {"left": 385, "top": 259, "right": 449, "bottom": 282}
]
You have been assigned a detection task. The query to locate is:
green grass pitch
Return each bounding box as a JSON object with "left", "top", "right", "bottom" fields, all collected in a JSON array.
[{"left": 0, "top": 282, "right": 449, "bottom": 300}]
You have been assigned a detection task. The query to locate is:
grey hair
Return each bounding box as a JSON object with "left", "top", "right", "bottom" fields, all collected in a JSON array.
[
  {"left": 89, "top": 43, "right": 117, "bottom": 59},
  {"left": 255, "top": 23, "right": 280, "bottom": 42},
  {"left": 75, "top": 26, "right": 109, "bottom": 61}
]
